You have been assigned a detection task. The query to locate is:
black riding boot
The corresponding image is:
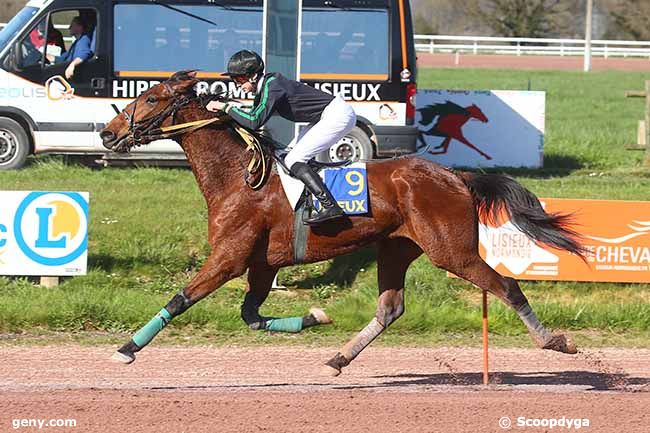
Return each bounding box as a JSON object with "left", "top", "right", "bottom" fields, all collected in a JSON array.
[{"left": 290, "top": 162, "right": 344, "bottom": 225}]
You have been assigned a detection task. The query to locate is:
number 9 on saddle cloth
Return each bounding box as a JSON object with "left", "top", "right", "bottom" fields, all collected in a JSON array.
[{"left": 239, "top": 128, "right": 369, "bottom": 219}]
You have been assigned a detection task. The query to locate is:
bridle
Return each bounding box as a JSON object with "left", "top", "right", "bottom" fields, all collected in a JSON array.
[
  {"left": 115, "top": 79, "right": 271, "bottom": 190},
  {"left": 120, "top": 82, "right": 224, "bottom": 150}
]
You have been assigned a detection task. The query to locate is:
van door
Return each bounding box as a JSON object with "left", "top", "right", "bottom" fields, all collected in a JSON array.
[{"left": 6, "top": 3, "right": 109, "bottom": 153}]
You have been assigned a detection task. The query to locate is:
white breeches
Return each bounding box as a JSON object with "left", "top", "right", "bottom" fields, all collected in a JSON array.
[{"left": 284, "top": 96, "right": 357, "bottom": 170}]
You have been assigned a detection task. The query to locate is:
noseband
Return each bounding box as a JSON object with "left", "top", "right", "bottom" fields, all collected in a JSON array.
[{"left": 121, "top": 82, "right": 197, "bottom": 148}]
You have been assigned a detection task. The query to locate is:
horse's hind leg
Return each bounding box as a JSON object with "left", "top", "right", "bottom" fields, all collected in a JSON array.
[
  {"left": 323, "top": 238, "right": 422, "bottom": 376},
  {"left": 418, "top": 230, "right": 576, "bottom": 353},
  {"left": 453, "top": 259, "right": 576, "bottom": 353},
  {"left": 404, "top": 189, "right": 576, "bottom": 354},
  {"left": 242, "top": 264, "right": 332, "bottom": 333}
]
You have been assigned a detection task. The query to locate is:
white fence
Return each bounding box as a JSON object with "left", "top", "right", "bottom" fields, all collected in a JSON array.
[{"left": 415, "top": 35, "right": 650, "bottom": 59}]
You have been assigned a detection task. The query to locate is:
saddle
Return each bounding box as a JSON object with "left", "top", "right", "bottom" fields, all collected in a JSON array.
[{"left": 234, "top": 127, "right": 351, "bottom": 190}]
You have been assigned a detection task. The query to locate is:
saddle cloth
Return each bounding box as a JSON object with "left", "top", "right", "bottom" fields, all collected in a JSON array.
[{"left": 277, "top": 162, "right": 369, "bottom": 215}]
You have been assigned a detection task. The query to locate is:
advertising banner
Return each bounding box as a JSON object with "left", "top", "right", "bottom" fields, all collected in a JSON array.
[
  {"left": 0, "top": 191, "right": 89, "bottom": 276},
  {"left": 416, "top": 90, "right": 545, "bottom": 168},
  {"left": 480, "top": 198, "right": 650, "bottom": 283}
]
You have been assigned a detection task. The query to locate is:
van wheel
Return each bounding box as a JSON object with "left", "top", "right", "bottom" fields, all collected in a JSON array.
[
  {"left": 0, "top": 117, "right": 30, "bottom": 170},
  {"left": 318, "top": 126, "right": 374, "bottom": 163}
]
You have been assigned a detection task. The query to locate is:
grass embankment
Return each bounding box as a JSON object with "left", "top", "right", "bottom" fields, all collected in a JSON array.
[{"left": 1, "top": 68, "right": 650, "bottom": 347}]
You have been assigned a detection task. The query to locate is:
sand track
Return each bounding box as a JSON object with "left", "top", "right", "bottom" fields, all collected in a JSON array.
[{"left": 1, "top": 345, "right": 649, "bottom": 432}]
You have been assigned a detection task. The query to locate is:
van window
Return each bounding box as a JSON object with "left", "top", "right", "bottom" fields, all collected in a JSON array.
[
  {"left": 113, "top": 4, "right": 263, "bottom": 73},
  {"left": 301, "top": 9, "right": 389, "bottom": 76}
]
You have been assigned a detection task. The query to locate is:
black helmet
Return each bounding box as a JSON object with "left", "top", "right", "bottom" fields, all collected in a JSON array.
[{"left": 224, "top": 50, "right": 264, "bottom": 77}]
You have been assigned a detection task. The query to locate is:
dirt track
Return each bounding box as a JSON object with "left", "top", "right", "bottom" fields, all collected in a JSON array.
[
  {"left": 1, "top": 345, "right": 649, "bottom": 432},
  {"left": 417, "top": 53, "right": 650, "bottom": 71}
]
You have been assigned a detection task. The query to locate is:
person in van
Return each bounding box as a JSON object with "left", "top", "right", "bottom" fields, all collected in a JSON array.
[
  {"left": 46, "top": 16, "right": 93, "bottom": 79},
  {"left": 29, "top": 20, "right": 66, "bottom": 54}
]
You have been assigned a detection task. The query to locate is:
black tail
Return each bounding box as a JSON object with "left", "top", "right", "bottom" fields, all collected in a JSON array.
[{"left": 459, "top": 172, "right": 586, "bottom": 258}]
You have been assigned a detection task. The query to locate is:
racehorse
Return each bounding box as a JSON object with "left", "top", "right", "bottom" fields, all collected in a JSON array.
[
  {"left": 100, "top": 71, "right": 585, "bottom": 376},
  {"left": 417, "top": 101, "right": 492, "bottom": 160}
]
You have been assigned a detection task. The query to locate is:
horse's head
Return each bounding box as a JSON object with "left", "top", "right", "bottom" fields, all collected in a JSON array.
[
  {"left": 100, "top": 70, "right": 199, "bottom": 153},
  {"left": 466, "top": 104, "right": 488, "bottom": 123}
]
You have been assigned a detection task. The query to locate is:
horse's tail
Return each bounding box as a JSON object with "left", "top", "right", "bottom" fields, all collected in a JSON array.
[{"left": 457, "top": 172, "right": 586, "bottom": 258}]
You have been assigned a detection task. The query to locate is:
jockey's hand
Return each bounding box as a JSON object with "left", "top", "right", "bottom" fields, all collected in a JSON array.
[{"left": 206, "top": 101, "right": 227, "bottom": 112}]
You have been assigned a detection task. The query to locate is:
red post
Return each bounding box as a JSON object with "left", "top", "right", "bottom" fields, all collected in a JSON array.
[{"left": 482, "top": 289, "right": 489, "bottom": 385}]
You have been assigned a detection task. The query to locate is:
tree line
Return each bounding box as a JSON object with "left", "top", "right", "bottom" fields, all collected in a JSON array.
[
  {"left": 413, "top": 0, "right": 650, "bottom": 40},
  {"left": 2, "top": 0, "right": 649, "bottom": 41}
]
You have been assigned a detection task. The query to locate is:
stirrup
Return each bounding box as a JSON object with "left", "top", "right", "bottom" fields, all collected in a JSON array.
[{"left": 303, "top": 205, "right": 344, "bottom": 225}]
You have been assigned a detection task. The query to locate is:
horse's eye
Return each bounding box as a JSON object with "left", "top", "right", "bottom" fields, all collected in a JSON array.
[{"left": 146, "top": 96, "right": 157, "bottom": 104}]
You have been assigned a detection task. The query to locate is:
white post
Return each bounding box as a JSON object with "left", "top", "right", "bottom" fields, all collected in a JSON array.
[
  {"left": 584, "top": 0, "right": 593, "bottom": 72},
  {"left": 430, "top": 37, "right": 434, "bottom": 54}
]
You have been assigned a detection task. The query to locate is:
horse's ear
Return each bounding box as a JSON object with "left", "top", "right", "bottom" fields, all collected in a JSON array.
[
  {"left": 170, "top": 70, "right": 198, "bottom": 81},
  {"left": 169, "top": 70, "right": 199, "bottom": 93}
]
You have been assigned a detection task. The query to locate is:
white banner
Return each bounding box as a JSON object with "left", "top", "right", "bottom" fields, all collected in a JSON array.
[
  {"left": 416, "top": 90, "right": 545, "bottom": 168},
  {"left": 0, "top": 192, "right": 89, "bottom": 276}
]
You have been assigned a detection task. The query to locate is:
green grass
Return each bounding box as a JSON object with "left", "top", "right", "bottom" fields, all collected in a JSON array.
[{"left": 1, "top": 68, "right": 650, "bottom": 347}]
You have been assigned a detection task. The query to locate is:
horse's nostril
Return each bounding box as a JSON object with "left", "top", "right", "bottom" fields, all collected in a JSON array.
[{"left": 100, "top": 129, "right": 116, "bottom": 143}]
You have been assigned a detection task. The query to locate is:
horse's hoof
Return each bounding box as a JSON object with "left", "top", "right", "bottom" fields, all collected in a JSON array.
[
  {"left": 321, "top": 364, "right": 342, "bottom": 377},
  {"left": 310, "top": 307, "right": 332, "bottom": 325},
  {"left": 543, "top": 334, "right": 578, "bottom": 355},
  {"left": 111, "top": 350, "right": 136, "bottom": 364}
]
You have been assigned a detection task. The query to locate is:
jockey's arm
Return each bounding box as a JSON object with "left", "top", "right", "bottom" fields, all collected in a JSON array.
[{"left": 224, "top": 76, "right": 282, "bottom": 130}]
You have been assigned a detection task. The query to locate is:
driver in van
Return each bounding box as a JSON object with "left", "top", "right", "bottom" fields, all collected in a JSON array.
[{"left": 46, "top": 16, "right": 93, "bottom": 79}]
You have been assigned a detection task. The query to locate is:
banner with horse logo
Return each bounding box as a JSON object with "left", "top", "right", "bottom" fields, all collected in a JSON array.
[
  {"left": 416, "top": 90, "right": 545, "bottom": 168},
  {"left": 0, "top": 191, "right": 89, "bottom": 276}
]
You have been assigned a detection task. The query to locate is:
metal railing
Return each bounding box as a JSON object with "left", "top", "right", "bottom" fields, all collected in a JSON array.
[{"left": 415, "top": 34, "right": 650, "bottom": 59}]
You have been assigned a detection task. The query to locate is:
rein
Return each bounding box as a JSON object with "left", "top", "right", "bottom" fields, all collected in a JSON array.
[{"left": 122, "top": 82, "right": 270, "bottom": 190}]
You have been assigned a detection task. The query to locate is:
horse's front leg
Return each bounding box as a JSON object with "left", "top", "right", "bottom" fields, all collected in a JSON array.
[
  {"left": 242, "top": 264, "right": 332, "bottom": 333},
  {"left": 111, "top": 250, "right": 248, "bottom": 364}
]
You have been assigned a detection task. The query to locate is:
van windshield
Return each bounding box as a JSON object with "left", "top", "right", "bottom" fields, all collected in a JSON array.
[{"left": 0, "top": 6, "right": 38, "bottom": 51}]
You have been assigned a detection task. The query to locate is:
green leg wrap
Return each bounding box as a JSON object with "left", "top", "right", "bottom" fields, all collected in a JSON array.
[
  {"left": 132, "top": 308, "right": 173, "bottom": 348},
  {"left": 265, "top": 317, "right": 304, "bottom": 333}
]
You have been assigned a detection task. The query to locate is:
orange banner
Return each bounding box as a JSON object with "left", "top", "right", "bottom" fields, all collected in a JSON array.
[{"left": 478, "top": 198, "right": 650, "bottom": 283}]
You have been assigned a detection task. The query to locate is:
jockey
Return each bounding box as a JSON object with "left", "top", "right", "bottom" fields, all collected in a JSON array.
[{"left": 207, "top": 50, "right": 357, "bottom": 225}]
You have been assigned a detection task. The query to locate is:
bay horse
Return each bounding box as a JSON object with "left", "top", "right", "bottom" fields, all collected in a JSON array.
[{"left": 100, "top": 71, "right": 584, "bottom": 376}]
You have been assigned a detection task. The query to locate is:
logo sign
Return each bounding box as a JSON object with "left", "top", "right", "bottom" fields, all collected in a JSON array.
[
  {"left": 45, "top": 75, "right": 75, "bottom": 101},
  {"left": 316, "top": 163, "right": 369, "bottom": 215},
  {"left": 479, "top": 198, "right": 650, "bottom": 283},
  {"left": 416, "top": 90, "right": 545, "bottom": 168},
  {"left": 0, "top": 192, "right": 89, "bottom": 276}
]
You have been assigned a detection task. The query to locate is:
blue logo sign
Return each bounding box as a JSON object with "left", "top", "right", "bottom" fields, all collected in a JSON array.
[
  {"left": 13, "top": 192, "right": 88, "bottom": 266},
  {"left": 0, "top": 224, "right": 6, "bottom": 248}
]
